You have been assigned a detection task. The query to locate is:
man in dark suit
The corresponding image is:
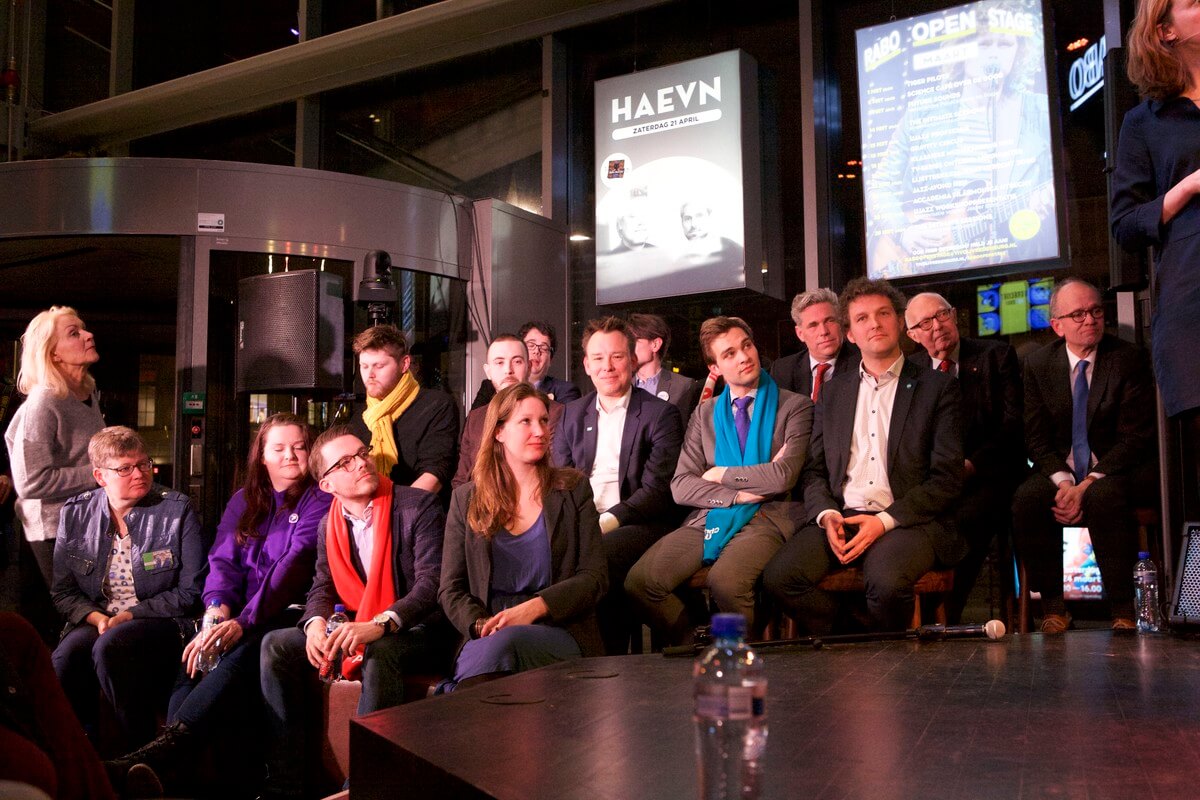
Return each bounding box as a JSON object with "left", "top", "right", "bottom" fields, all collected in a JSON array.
[
  {"left": 906, "top": 292, "right": 1024, "bottom": 623},
  {"left": 453, "top": 335, "right": 564, "bottom": 489},
  {"left": 627, "top": 312, "right": 702, "bottom": 428},
  {"left": 626, "top": 316, "right": 812, "bottom": 646},
  {"left": 553, "top": 317, "right": 684, "bottom": 654},
  {"left": 764, "top": 278, "right": 965, "bottom": 633},
  {"left": 261, "top": 427, "right": 451, "bottom": 799},
  {"left": 521, "top": 321, "right": 582, "bottom": 403},
  {"left": 769, "top": 288, "right": 861, "bottom": 401},
  {"left": 1011, "top": 278, "right": 1156, "bottom": 633}
]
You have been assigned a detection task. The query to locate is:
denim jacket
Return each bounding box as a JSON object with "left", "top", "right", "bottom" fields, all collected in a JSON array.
[{"left": 51, "top": 484, "right": 207, "bottom": 639}]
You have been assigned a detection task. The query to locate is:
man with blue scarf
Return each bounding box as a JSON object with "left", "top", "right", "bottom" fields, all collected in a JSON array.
[{"left": 626, "top": 317, "right": 813, "bottom": 646}]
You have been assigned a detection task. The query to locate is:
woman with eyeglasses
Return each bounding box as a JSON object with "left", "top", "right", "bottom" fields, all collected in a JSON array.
[
  {"left": 5, "top": 306, "right": 106, "bottom": 591},
  {"left": 104, "top": 413, "right": 331, "bottom": 792},
  {"left": 439, "top": 383, "right": 606, "bottom": 690},
  {"left": 50, "top": 426, "right": 206, "bottom": 756}
]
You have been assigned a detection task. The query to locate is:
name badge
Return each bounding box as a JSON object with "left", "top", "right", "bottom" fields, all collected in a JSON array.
[
  {"left": 657, "top": 390, "right": 670, "bottom": 401},
  {"left": 142, "top": 549, "right": 175, "bottom": 571}
]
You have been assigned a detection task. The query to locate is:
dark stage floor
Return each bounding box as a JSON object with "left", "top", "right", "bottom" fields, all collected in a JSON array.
[{"left": 352, "top": 630, "right": 1200, "bottom": 800}]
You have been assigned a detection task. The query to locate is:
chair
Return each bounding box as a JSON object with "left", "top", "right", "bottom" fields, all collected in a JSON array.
[{"left": 775, "top": 567, "right": 954, "bottom": 639}]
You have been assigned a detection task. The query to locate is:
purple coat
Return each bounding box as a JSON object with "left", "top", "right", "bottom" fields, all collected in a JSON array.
[{"left": 202, "top": 484, "right": 331, "bottom": 630}]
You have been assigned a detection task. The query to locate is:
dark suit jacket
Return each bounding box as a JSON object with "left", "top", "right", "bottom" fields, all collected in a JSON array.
[
  {"left": 453, "top": 400, "right": 565, "bottom": 489},
  {"left": 302, "top": 485, "right": 446, "bottom": 630},
  {"left": 910, "top": 338, "right": 1023, "bottom": 481},
  {"left": 439, "top": 478, "right": 608, "bottom": 657},
  {"left": 802, "top": 358, "right": 966, "bottom": 565},
  {"left": 551, "top": 388, "right": 684, "bottom": 527},
  {"left": 1022, "top": 334, "right": 1155, "bottom": 481},
  {"left": 653, "top": 370, "right": 703, "bottom": 429},
  {"left": 348, "top": 387, "right": 460, "bottom": 502},
  {"left": 536, "top": 374, "right": 582, "bottom": 404},
  {"left": 769, "top": 343, "right": 861, "bottom": 398}
]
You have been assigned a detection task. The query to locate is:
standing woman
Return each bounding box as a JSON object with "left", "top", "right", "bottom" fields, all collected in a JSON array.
[
  {"left": 439, "top": 383, "right": 607, "bottom": 689},
  {"left": 1112, "top": 0, "right": 1200, "bottom": 502},
  {"left": 5, "top": 307, "right": 105, "bottom": 588},
  {"left": 105, "top": 413, "right": 331, "bottom": 786}
]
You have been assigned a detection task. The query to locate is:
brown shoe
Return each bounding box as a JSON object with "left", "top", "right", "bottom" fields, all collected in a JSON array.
[
  {"left": 1040, "top": 613, "right": 1071, "bottom": 634},
  {"left": 1111, "top": 617, "right": 1137, "bottom": 632}
]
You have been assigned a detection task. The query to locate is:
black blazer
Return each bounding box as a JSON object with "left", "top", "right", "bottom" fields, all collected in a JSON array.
[
  {"left": 347, "top": 388, "right": 460, "bottom": 503},
  {"left": 1022, "top": 334, "right": 1155, "bottom": 481},
  {"left": 439, "top": 478, "right": 608, "bottom": 657},
  {"left": 551, "top": 388, "right": 684, "bottom": 527},
  {"left": 302, "top": 485, "right": 446, "bottom": 630},
  {"left": 769, "top": 343, "right": 861, "bottom": 398},
  {"left": 802, "top": 358, "right": 966, "bottom": 565},
  {"left": 909, "top": 337, "right": 1023, "bottom": 481}
]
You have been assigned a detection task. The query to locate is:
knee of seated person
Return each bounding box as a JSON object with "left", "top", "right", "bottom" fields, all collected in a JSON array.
[
  {"left": 1080, "top": 476, "right": 1123, "bottom": 511},
  {"left": 762, "top": 556, "right": 804, "bottom": 597},
  {"left": 623, "top": 567, "right": 656, "bottom": 601},
  {"left": 864, "top": 572, "right": 912, "bottom": 603},
  {"left": 706, "top": 567, "right": 755, "bottom": 609}
]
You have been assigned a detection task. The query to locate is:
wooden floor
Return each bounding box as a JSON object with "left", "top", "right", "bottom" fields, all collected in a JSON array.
[{"left": 351, "top": 631, "right": 1200, "bottom": 799}]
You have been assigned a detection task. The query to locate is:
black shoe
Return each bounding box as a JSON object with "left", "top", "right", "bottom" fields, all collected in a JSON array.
[
  {"left": 104, "top": 722, "right": 192, "bottom": 793},
  {"left": 124, "top": 764, "right": 164, "bottom": 799}
]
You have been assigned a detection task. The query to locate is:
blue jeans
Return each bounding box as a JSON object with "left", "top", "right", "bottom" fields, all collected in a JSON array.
[
  {"left": 167, "top": 628, "right": 270, "bottom": 736},
  {"left": 452, "top": 624, "right": 581, "bottom": 684}
]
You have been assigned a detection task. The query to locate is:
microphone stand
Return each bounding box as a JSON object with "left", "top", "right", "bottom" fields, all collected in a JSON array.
[{"left": 662, "top": 624, "right": 1000, "bottom": 658}]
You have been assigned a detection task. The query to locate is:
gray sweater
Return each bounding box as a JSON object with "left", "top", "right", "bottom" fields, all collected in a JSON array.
[{"left": 4, "top": 385, "right": 105, "bottom": 542}]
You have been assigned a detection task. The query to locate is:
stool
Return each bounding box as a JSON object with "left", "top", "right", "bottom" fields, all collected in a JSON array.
[
  {"left": 782, "top": 567, "right": 954, "bottom": 638},
  {"left": 322, "top": 674, "right": 440, "bottom": 786}
]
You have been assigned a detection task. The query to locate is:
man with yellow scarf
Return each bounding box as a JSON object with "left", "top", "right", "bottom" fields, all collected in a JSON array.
[{"left": 347, "top": 325, "right": 459, "bottom": 505}]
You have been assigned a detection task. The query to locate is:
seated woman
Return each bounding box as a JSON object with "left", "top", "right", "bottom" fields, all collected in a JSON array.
[
  {"left": 105, "top": 413, "right": 330, "bottom": 788},
  {"left": 439, "top": 383, "right": 607, "bottom": 688},
  {"left": 50, "top": 426, "right": 205, "bottom": 754}
]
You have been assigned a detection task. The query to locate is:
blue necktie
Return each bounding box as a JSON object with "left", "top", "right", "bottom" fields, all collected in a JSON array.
[
  {"left": 1071, "top": 360, "right": 1090, "bottom": 485},
  {"left": 733, "top": 396, "right": 753, "bottom": 454}
]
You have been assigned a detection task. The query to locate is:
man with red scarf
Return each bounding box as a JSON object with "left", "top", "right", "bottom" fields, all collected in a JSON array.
[{"left": 260, "top": 426, "right": 450, "bottom": 800}]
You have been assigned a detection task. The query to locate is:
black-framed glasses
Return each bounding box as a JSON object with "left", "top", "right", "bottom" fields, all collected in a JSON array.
[
  {"left": 523, "top": 341, "right": 553, "bottom": 356},
  {"left": 103, "top": 459, "right": 154, "bottom": 477},
  {"left": 321, "top": 447, "right": 372, "bottom": 479},
  {"left": 908, "top": 307, "right": 955, "bottom": 332},
  {"left": 1054, "top": 306, "right": 1104, "bottom": 323}
]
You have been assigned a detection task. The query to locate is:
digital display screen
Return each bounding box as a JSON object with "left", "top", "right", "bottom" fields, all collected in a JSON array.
[
  {"left": 977, "top": 276, "right": 1051, "bottom": 336},
  {"left": 857, "top": 0, "right": 1061, "bottom": 280}
]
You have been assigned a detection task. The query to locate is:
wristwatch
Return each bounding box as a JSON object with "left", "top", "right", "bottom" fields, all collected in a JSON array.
[{"left": 371, "top": 613, "right": 398, "bottom": 634}]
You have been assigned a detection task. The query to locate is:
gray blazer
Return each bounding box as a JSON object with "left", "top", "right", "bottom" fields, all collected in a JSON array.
[
  {"left": 671, "top": 385, "right": 813, "bottom": 535},
  {"left": 655, "top": 370, "right": 703, "bottom": 429},
  {"left": 439, "top": 476, "right": 608, "bottom": 657}
]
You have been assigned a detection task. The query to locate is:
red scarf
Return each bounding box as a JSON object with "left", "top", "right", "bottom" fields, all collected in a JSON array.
[{"left": 326, "top": 476, "right": 396, "bottom": 680}]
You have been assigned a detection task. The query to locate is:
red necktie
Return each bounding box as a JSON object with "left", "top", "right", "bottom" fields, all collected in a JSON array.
[
  {"left": 812, "top": 362, "right": 831, "bottom": 402},
  {"left": 938, "top": 359, "right": 955, "bottom": 374}
]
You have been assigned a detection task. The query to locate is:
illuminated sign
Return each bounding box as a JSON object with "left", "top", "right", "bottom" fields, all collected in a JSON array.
[{"left": 1068, "top": 35, "right": 1105, "bottom": 112}]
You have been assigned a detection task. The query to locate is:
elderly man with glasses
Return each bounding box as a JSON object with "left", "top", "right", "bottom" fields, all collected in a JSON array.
[
  {"left": 51, "top": 425, "right": 206, "bottom": 752},
  {"left": 905, "top": 292, "right": 1024, "bottom": 624},
  {"left": 260, "top": 425, "right": 453, "bottom": 800},
  {"left": 1012, "top": 278, "right": 1157, "bottom": 633}
]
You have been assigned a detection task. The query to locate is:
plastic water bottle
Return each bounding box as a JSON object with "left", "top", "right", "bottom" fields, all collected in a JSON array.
[
  {"left": 1134, "top": 552, "right": 1161, "bottom": 633},
  {"left": 694, "top": 613, "right": 767, "bottom": 800},
  {"left": 196, "top": 601, "right": 224, "bottom": 673},
  {"left": 320, "top": 604, "right": 349, "bottom": 684}
]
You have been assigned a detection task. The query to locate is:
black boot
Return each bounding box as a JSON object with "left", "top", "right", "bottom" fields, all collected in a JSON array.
[{"left": 104, "top": 722, "right": 192, "bottom": 796}]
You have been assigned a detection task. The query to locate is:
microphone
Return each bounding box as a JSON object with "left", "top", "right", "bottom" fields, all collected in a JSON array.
[{"left": 917, "top": 620, "right": 1006, "bottom": 641}]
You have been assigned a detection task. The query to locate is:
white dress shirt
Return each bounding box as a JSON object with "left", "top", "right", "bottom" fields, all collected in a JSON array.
[
  {"left": 592, "top": 390, "right": 631, "bottom": 528},
  {"left": 929, "top": 343, "right": 961, "bottom": 378}
]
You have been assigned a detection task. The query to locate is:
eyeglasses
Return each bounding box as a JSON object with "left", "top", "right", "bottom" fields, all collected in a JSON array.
[
  {"left": 524, "top": 341, "right": 553, "bottom": 356},
  {"left": 103, "top": 459, "right": 154, "bottom": 477},
  {"left": 321, "top": 446, "right": 372, "bottom": 479},
  {"left": 907, "top": 307, "right": 955, "bottom": 332},
  {"left": 1054, "top": 306, "right": 1104, "bottom": 324}
]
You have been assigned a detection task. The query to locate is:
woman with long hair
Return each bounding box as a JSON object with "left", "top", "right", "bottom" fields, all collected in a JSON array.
[
  {"left": 5, "top": 306, "right": 105, "bottom": 588},
  {"left": 1112, "top": 0, "right": 1200, "bottom": 509},
  {"left": 105, "top": 413, "right": 331, "bottom": 791},
  {"left": 439, "top": 383, "right": 607, "bottom": 689}
]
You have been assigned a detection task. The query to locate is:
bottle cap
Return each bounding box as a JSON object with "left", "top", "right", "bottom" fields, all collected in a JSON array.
[
  {"left": 1138, "top": 552, "right": 1150, "bottom": 560},
  {"left": 710, "top": 613, "right": 746, "bottom": 640},
  {"left": 334, "top": 604, "right": 346, "bottom": 613}
]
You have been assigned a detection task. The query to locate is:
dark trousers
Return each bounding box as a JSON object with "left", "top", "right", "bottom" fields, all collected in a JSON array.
[
  {"left": 947, "top": 476, "right": 1018, "bottom": 624},
  {"left": 597, "top": 522, "right": 668, "bottom": 655},
  {"left": 168, "top": 627, "right": 273, "bottom": 737},
  {"left": 1011, "top": 466, "right": 1155, "bottom": 617},
  {"left": 51, "top": 618, "right": 182, "bottom": 753},
  {"left": 0, "top": 612, "right": 117, "bottom": 800},
  {"left": 763, "top": 520, "right": 936, "bottom": 634},
  {"left": 260, "top": 625, "right": 441, "bottom": 799}
]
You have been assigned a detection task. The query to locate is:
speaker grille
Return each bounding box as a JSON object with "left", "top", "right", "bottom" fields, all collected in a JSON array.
[{"left": 1172, "top": 524, "right": 1200, "bottom": 623}]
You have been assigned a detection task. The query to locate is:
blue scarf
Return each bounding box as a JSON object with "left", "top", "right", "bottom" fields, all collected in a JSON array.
[{"left": 702, "top": 370, "right": 780, "bottom": 565}]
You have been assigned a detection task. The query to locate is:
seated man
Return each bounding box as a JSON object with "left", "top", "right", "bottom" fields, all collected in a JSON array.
[
  {"left": 553, "top": 317, "right": 684, "bottom": 654},
  {"left": 1011, "top": 278, "right": 1156, "bottom": 632},
  {"left": 260, "top": 427, "right": 450, "bottom": 800},
  {"left": 627, "top": 312, "right": 702, "bottom": 429},
  {"left": 770, "top": 287, "right": 861, "bottom": 402},
  {"left": 625, "top": 316, "right": 811, "bottom": 646},
  {"left": 470, "top": 321, "right": 582, "bottom": 409},
  {"left": 454, "top": 334, "right": 563, "bottom": 489},
  {"left": 906, "top": 292, "right": 1024, "bottom": 623},
  {"left": 347, "top": 324, "right": 458, "bottom": 504},
  {"left": 764, "top": 278, "right": 965, "bottom": 634}
]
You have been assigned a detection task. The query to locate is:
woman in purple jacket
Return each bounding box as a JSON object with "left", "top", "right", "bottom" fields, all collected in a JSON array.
[{"left": 106, "top": 413, "right": 330, "bottom": 790}]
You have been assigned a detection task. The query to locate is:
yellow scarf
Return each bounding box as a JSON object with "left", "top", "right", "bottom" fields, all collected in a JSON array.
[{"left": 362, "top": 370, "right": 419, "bottom": 476}]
